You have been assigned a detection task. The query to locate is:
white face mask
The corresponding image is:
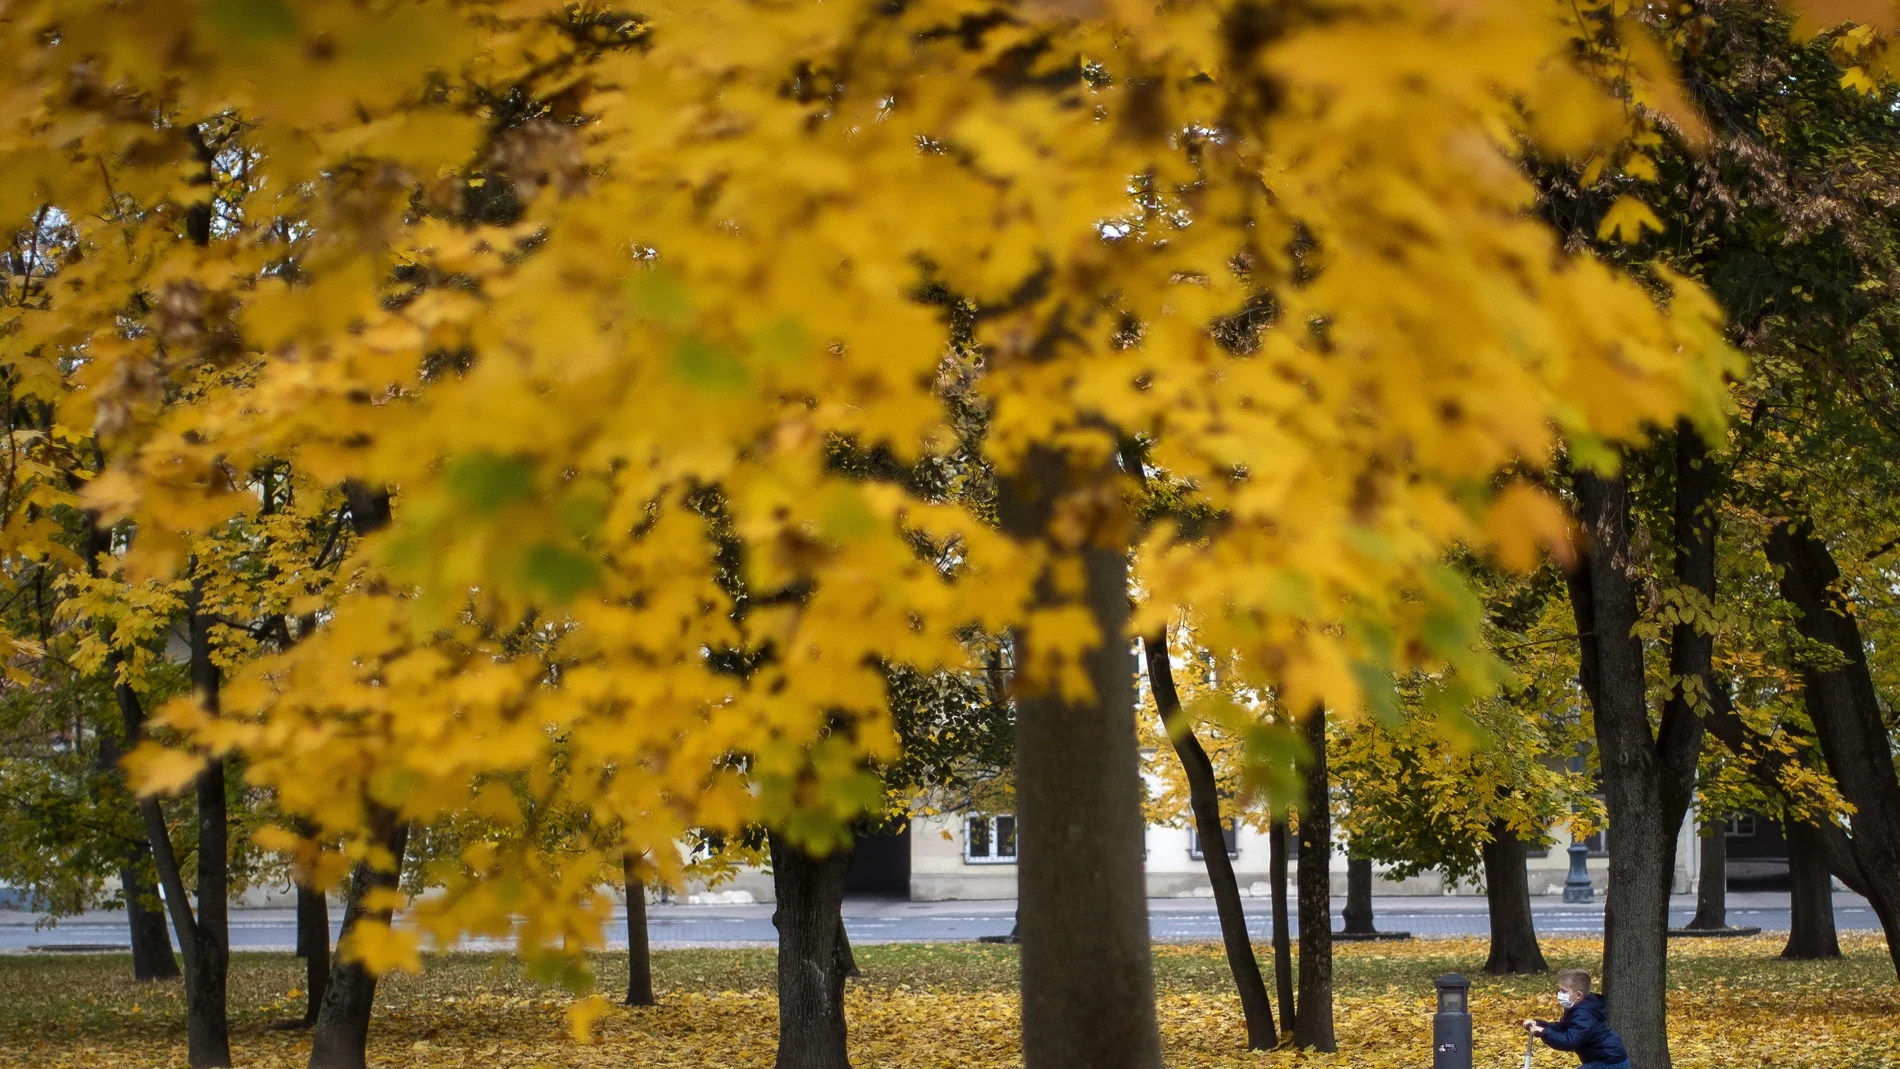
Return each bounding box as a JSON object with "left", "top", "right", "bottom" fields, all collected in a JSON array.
[{"left": 1557, "top": 991, "right": 1576, "bottom": 1008}]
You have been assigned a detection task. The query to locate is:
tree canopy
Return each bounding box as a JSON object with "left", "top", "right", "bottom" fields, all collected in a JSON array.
[{"left": 0, "top": 0, "right": 1776, "bottom": 1013}]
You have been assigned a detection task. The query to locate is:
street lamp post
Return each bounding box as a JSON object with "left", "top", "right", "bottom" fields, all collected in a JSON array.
[
  {"left": 1563, "top": 841, "right": 1594, "bottom": 904},
  {"left": 1433, "top": 973, "right": 1473, "bottom": 1069}
]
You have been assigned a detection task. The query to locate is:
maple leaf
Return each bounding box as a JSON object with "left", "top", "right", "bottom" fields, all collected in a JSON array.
[
  {"left": 123, "top": 743, "right": 206, "bottom": 797},
  {"left": 1596, "top": 196, "right": 1666, "bottom": 243}
]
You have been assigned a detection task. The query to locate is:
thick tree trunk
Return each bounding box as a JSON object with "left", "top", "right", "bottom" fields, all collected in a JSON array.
[
  {"left": 1568, "top": 469, "right": 1681, "bottom": 1069},
  {"left": 1765, "top": 519, "right": 1900, "bottom": 978},
  {"left": 998, "top": 446, "right": 1161, "bottom": 1069},
  {"left": 308, "top": 817, "right": 410, "bottom": 1069},
  {"left": 1143, "top": 630, "right": 1275, "bottom": 1050},
  {"left": 124, "top": 844, "right": 180, "bottom": 981},
  {"left": 624, "top": 859, "right": 655, "bottom": 1006},
  {"left": 1341, "top": 858, "right": 1375, "bottom": 936},
  {"left": 1687, "top": 822, "right": 1727, "bottom": 931},
  {"left": 1481, "top": 823, "right": 1547, "bottom": 975},
  {"left": 1270, "top": 816, "right": 1294, "bottom": 1040},
  {"left": 1782, "top": 820, "right": 1841, "bottom": 960},
  {"left": 769, "top": 833, "right": 853, "bottom": 1069},
  {"left": 293, "top": 883, "right": 331, "bottom": 1025},
  {"left": 1293, "top": 709, "right": 1335, "bottom": 1053}
]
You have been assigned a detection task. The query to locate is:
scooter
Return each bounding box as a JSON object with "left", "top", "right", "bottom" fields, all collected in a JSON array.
[{"left": 1521, "top": 1033, "right": 1537, "bottom": 1069}]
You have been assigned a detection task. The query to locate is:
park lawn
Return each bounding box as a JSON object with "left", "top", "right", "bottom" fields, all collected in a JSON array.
[{"left": 1, "top": 935, "right": 1895, "bottom": 1068}]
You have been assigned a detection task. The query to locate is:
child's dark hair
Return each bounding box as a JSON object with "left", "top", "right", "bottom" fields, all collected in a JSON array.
[{"left": 1556, "top": 969, "right": 1592, "bottom": 993}]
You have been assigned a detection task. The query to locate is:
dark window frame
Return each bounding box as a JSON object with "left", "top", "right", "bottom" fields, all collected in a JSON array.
[
  {"left": 965, "top": 814, "right": 1017, "bottom": 864},
  {"left": 1188, "top": 820, "right": 1241, "bottom": 861}
]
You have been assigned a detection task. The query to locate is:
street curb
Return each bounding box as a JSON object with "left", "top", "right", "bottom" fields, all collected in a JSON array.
[{"left": 1668, "top": 926, "right": 1762, "bottom": 938}]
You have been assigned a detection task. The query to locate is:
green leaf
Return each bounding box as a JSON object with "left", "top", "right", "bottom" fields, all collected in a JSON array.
[
  {"left": 557, "top": 485, "right": 608, "bottom": 538},
  {"left": 1419, "top": 564, "right": 1482, "bottom": 657},
  {"left": 524, "top": 542, "right": 599, "bottom": 604},
  {"left": 444, "top": 452, "right": 535, "bottom": 514},
  {"left": 820, "top": 487, "right": 877, "bottom": 542},
  {"left": 752, "top": 316, "right": 810, "bottom": 365},
  {"left": 671, "top": 336, "right": 750, "bottom": 395},
  {"left": 1240, "top": 721, "right": 1310, "bottom": 812},
  {"left": 522, "top": 950, "right": 593, "bottom": 994},
  {"left": 1351, "top": 660, "right": 1402, "bottom": 727},
  {"left": 1344, "top": 524, "right": 1394, "bottom": 563},
  {"left": 202, "top": 0, "right": 298, "bottom": 39},
  {"left": 626, "top": 268, "right": 691, "bottom": 327}
]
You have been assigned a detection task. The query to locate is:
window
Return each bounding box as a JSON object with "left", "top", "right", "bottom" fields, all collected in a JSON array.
[
  {"left": 1188, "top": 821, "right": 1240, "bottom": 860},
  {"left": 965, "top": 815, "right": 1017, "bottom": 863},
  {"left": 1725, "top": 813, "right": 1757, "bottom": 839}
]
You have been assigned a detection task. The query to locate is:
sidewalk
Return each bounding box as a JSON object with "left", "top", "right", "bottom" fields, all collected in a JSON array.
[{"left": 2, "top": 891, "right": 1873, "bottom": 951}]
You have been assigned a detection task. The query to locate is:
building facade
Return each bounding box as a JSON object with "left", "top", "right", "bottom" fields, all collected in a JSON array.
[{"left": 905, "top": 806, "right": 1704, "bottom": 901}]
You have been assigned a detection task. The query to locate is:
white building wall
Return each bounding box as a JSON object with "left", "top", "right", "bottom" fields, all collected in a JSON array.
[{"left": 907, "top": 807, "right": 1701, "bottom": 902}]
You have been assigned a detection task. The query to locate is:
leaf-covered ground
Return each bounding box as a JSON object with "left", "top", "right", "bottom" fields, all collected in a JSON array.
[{"left": 3, "top": 935, "right": 1895, "bottom": 1068}]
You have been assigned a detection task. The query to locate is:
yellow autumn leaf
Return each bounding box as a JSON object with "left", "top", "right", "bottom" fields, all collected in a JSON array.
[
  {"left": 1840, "top": 66, "right": 1879, "bottom": 94},
  {"left": 1596, "top": 196, "right": 1665, "bottom": 242},
  {"left": 567, "top": 994, "right": 613, "bottom": 1044},
  {"left": 123, "top": 742, "right": 205, "bottom": 797},
  {"left": 1482, "top": 484, "right": 1577, "bottom": 573},
  {"left": 339, "top": 920, "right": 423, "bottom": 976},
  {"left": 361, "top": 888, "right": 408, "bottom": 914},
  {"left": 251, "top": 824, "right": 302, "bottom": 854}
]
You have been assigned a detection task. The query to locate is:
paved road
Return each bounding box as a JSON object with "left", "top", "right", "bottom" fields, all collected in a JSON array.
[{"left": 1, "top": 892, "right": 1876, "bottom": 953}]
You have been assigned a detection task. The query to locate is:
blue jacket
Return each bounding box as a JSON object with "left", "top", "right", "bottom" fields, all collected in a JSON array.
[{"left": 1536, "top": 993, "right": 1628, "bottom": 1066}]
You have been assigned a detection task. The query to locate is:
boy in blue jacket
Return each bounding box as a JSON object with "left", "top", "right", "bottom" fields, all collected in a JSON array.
[{"left": 1521, "top": 969, "right": 1631, "bottom": 1069}]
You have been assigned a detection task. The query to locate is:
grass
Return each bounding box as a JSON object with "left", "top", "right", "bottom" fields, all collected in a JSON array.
[{"left": 1, "top": 935, "right": 1895, "bottom": 1067}]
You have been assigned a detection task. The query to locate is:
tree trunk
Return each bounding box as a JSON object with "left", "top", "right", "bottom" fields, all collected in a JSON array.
[
  {"left": 308, "top": 816, "right": 410, "bottom": 1069},
  {"left": 624, "top": 859, "right": 655, "bottom": 1006},
  {"left": 307, "top": 481, "right": 408, "bottom": 1069},
  {"left": 115, "top": 664, "right": 216, "bottom": 1062},
  {"left": 1659, "top": 427, "right": 1716, "bottom": 837},
  {"left": 998, "top": 445, "right": 1161, "bottom": 1069},
  {"left": 1703, "top": 683, "right": 1873, "bottom": 902},
  {"left": 1293, "top": 708, "right": 1335, "bottom": 1053},
  {"left": 295, "top": 883, "right": 331, "bottom": 1025},
  {"left": 1481, "top": 822, "right": 1547, "bottom": 975},
  {"left": 124, "top": 844, "right": 180, "bottom": 981},
  {"left": 83, "top": 138, "right": 228, "bottom": 1056},
  {"left": 769, "top": 832, "right": 853, "bottom": 1069},
  {"left": 96, "top": 712, "right": 180, "bottom": 984},
  {"left": 1341, "top": 858, "right": 1375, "bottom": 936},
  {"left": 187, "top": 766, "right": 230, "bottom": 1068},
  {"left": 1687, "top": 821, "right": 1727, "bottom": 931},
  {"left": 180, "top": 595, "right": 231, "bottom": 1069},
  {"left": 1764, "top": 519, "right": 1900, "bottom": 978},
  {"left": 836, "top": 916, "right": 860, "bottom": 979},
  {"left": 1143, "top": 630, "right": 1275, "bottom": 1050},
  {"left": 1782, "top": 820, "right": 1841, "bottom": 960},
  {"left": 1568, "top": 468, "right": 1684, "bottom": 1069},
  {"left": 1270, "top": 815, "right": 1294, "bottom": 1040},
  {"left": 85, "top": 526, "right": 179, "bottom": 985}
]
